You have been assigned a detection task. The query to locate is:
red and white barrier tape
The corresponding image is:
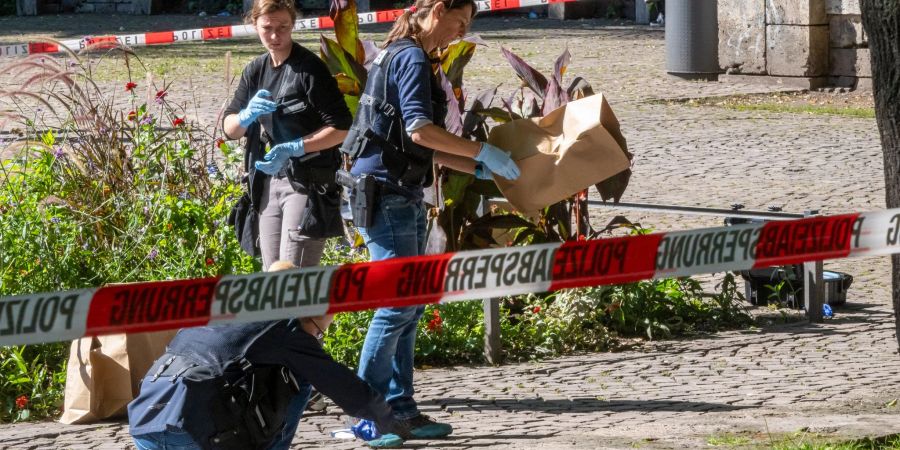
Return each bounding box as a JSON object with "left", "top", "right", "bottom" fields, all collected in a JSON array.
[
  {"left": 2, "top": 208, "right": 899, "bottom": 347},
  {"left": 0, "top": 0, "right": 568, "bottom": 58}
]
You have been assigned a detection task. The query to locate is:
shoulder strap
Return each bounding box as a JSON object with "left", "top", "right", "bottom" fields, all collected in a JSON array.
[{"left": 377, "top": 39, "right": 424, "bottom": 101}]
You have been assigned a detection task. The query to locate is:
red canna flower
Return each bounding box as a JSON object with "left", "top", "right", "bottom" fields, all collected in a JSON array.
[
  {"left": 127, "top": 110, "right": 137, "bottom": 121},
  {"left": 215, "top": 138, "right": 225, "bottom": 148},
  {"left": 532, "top": 306, "right": 541, "bottom": 314},
  {"left": 206, "top": 257, "right": 215, "bottom": 266},
  {"left": 124, "top": 81, "right": 137, "bottom": 92},
  {"left": 172, "top": 117, "right": 185, "bottom": 127},
  {"left": 155, "top": 89, "right": 167, "bottom": 100},
  {"left": 15, "top": 395, "right": 28, "bottom": 410}
]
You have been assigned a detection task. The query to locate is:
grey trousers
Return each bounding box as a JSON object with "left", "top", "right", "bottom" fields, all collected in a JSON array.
[{"left": 258, "top": 176, "right": 326, "bottom": 270}]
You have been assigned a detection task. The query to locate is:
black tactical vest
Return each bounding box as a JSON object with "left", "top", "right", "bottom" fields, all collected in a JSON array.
[{"left": 340, "top": 38, "right": 447, "bottom": 188}]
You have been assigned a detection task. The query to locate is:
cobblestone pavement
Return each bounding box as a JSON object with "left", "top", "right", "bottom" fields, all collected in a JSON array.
[{"left": 2, "top": 16, "right": 898, "bottom": 450}]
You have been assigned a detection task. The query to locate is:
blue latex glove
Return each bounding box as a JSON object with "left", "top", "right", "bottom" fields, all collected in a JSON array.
[
  {"left": 351, "top": 419, "right": 381, "bottom": 440},
  {"left": 474, "top": 143, "right": 520, "bottom": 180},
  {"left": 474, "top": 162, "right": 493, "bottom": 180},
  {"left": 254, "top": 138, "right": 305, "bottom": 175},
  {"left": 237, "top": 89, "right": 277, "bottom": 128}
]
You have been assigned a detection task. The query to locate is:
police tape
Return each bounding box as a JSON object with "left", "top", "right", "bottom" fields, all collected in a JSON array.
[
  {"left": 3, "top": 208, "right": 900, "bottom": 346},
  {"left": 0, "top": 0, "right": 570, "bottom": 58}
]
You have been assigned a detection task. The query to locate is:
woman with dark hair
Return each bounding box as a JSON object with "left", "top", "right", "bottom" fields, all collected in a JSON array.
[{"left": 340, "top": 0, "right": 521, "bottom": 439}]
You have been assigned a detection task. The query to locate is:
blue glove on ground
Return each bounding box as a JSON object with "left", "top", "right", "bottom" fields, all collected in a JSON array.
[
  {"left": 474, "top": 162, "right": 493, "bottom": 180},
  {"left": 474, "top": 143, "right": 520, "bottom": 180},
  {"left": 254, "top": 138, "right": 305, "bottom": 175},
  {"left": 237, "top": 89, "right": 277, "bottom": 128}
]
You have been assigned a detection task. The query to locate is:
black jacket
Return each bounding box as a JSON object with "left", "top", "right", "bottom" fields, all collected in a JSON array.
[{"left": 128, "top": 320, "right": 394, "bottom": 449}]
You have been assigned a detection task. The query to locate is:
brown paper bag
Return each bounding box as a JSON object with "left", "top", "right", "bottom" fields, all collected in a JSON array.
[
  {"left": 59, "top": 330, "right": 177, "bottom": 424},
  {"left": 488, "top": 94, "right": 630, "bottom": 213}
]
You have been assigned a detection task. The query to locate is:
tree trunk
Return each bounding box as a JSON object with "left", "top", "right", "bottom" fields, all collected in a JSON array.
[{"left": 860, "top": 0, "right": 900, "bottom": 350}]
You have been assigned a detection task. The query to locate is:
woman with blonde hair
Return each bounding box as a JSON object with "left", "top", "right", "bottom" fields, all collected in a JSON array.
[
  {"left": 340, "top": 0, "right": 520, "bottom": 439},
  {"left": 224, "top": 0, "right": 350, "bottom": 271}
]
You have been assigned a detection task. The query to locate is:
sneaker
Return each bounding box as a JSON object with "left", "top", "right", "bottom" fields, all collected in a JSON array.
[
  {"left": 365, "top": 434, "right": 405, "bottom": 448},
  {"left": 351, "top": 420, "right": 406, "bottom": 448},
  {"left": 305, "top": 391, "right": 327, "bottom": 413},
  {"left": 402, "top": 414, "right": 453, "bottom": 439}
]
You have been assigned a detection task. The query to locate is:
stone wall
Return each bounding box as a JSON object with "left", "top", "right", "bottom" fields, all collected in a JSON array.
[
  {"left": 75, "top": 0, "right": 150, "bottom": 14},
  {"left": 826, "top": 0, "right": 870, "bottom": 87},
  {"left": 718, "top": 0, "right": 871, "bottom": 89},
  {"left": 16, "top": 0, "right": 151, "bottom": 14}
]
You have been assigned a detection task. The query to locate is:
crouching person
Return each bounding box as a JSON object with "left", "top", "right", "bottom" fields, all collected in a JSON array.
[{"left": 127, "top": 264, "right": 410, "bottom": 449}]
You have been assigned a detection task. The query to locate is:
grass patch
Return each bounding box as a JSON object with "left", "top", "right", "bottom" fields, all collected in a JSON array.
[
  {"left": 707, "top": 433, "right": 753, "bottom": 447},
  {"left": 718, "top": 102, "right": 875, "bottom": 119},
  {"left": 658, "top": 92, "right": 875, "bottom": 119},
  {"left": 769, "top": 432, "right": 900, "bottom": 450},
  {"left": 703, "top": 431, "right": 900, "bottom": 450}
]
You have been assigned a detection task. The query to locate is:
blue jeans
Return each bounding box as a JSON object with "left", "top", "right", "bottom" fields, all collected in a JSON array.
[
  {"left": 133, "top": 427, "right": 200, "bottom": 450},
  {"left": 267, "top": 383, "right": 312, "bottom": 450},
  {"left": 132, "top": 385, "right": 311, "bottom": 450},
  {"left": 358, "top": 194, "right": 427, "bottom": 420}
]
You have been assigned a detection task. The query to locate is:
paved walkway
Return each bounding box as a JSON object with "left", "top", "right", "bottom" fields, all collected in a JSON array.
[{"left": 2, "top": 16, "right": 898, "bottom": 450}]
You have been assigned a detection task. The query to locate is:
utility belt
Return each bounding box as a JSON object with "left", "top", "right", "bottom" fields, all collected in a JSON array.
[
  {"left": 342, "top": 125, "right": 433, "bottom": 188},
  {"left": 336, "top": 169, "right": 416, "bottom": 228},
  {"left": 282, "top": 155, "right": 339, "bottom": 191}
]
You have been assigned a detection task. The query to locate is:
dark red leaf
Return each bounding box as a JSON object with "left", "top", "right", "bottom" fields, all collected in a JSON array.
[{"left": 500, "top": 47, "right": 548, "bottom": 99}]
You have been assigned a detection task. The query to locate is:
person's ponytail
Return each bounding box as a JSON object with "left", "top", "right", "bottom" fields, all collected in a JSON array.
[
  {"left": 383, "top": 6, "right": 425, "bottom": 47},
  {"left": 382, "top": 0, "right": 477, "bottom": 48}
]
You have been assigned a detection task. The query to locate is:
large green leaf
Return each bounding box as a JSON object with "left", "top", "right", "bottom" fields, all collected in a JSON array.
[
  {"left": 334, "top": 73, "right": 361, "bottom": 96},
  {"left": 477, "top": 106, "right": 521, "bottom": 123},
  {"left": 330, "top": 0, "right": 365, "bottom": 65},
  {"left": 442, "top": 170, "right": 474, "bottom": 208},
  {"left": 343, "top": 93, "right": 360, "bottom": 117},
  {"left": 319, "top": 35, "right": 368, "bottom": 89},
  {"left": 441, "top": 40, "right": 477, "bottom": 91}
]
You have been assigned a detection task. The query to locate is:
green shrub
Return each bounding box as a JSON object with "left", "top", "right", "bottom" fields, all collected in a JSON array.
[{"left": 0, "top": 50, "right": 255, "bottom": 421}]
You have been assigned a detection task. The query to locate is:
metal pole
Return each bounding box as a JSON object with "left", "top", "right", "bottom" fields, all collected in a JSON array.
[
  {"left": 585, "top": 200, "right": 808, "bottom": 221},
  {"left": 479, "top": 195, "right": 502, "bottom": 365},
  {"left": 483, "top": 298, "right": 502, "bottom": 365},
  {"left": 802, "top": 210, "right": 825, "bottom": 322}
]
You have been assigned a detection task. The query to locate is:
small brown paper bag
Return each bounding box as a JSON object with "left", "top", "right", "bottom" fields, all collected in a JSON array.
[
  {"left": 488, "top": 94, "right": 630, "bottom": 213},
  {"left": 59, "top": 330, "right": 177, "bottom": 424}
]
